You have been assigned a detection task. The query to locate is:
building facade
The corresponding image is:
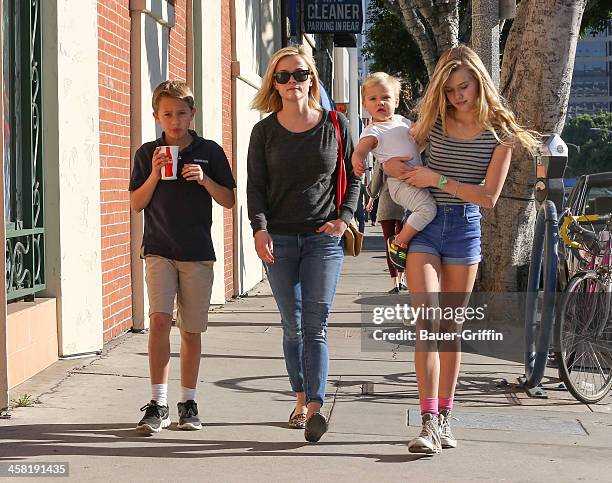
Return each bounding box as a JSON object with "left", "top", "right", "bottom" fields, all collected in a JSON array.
[
  {"left": 0, "top": 0, "right": 361, "bottom": 410},
  {"left": 568, "top": 22, "right": 612, "bottom": 116}
]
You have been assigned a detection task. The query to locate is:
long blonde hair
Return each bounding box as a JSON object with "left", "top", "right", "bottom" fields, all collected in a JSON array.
[
  {"left": 251, "top": 46, "right": 322, "bottom": 113},
  {"left": 413, "top": 46, "right": 540, "bottom": 153}
]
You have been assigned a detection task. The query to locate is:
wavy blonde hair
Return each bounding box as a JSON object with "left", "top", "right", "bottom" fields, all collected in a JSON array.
[
  {"left": 250, "top": 46, "right": 322, "bottom": 113},
  {"left": 413, "top": 46, "right": 540, "bottom": 153}
]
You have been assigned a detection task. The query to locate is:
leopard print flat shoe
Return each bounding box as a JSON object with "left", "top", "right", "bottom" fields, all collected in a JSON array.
[{"left": 288, "top": 409, "right": 307, "bottom": 429}]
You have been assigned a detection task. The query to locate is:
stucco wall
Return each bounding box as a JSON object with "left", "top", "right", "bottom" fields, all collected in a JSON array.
[
  {"left": 232, "top": 0, "right": 281, "bottom": 295},
  {"left": 42, "top": 0, "right": 104, "bottom": 357},
  {"left": 194, "top": 0, "right": 226, "bottom": 304}
]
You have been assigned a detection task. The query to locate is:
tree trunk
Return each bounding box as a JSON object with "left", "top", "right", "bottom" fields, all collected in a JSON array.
[
  {"left": 383, "top": 0, "right": 459, "bottom": 76},
  {"left": 397, "top": 3, "right": 438, "bottom": 76},
  {"left": 413, "top": 0, "right": 459, "bottom": 53},
  {"left": 478, "top": 0, "right": 587, "bottom": 292}
]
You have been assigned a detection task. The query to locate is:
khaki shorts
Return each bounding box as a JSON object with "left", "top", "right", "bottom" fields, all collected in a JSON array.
[{"left": 145, "top": 255, "right": 214, "bottom": 333}]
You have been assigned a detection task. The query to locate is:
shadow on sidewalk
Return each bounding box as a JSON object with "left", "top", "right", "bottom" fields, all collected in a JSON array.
[
  {"left": 210, "top": 371, "right": 521, "bottom": 406},
  {"left": 0, "top": 423, "right": 425, "bottom": 463},
  {"left": 134, "top": 353, "right": 408, "bottom": 364},
  {"left": 210, "top": 370, "right": 586, "bottom": 409}
]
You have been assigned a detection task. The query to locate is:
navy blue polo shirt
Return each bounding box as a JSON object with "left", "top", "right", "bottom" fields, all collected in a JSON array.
[{"left": 129, "top": 130, "right": 236, "bottom": 261}]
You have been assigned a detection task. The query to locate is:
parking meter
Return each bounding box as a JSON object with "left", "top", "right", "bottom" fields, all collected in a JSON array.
[{"left": 534, "top": 134, "right": 568, "bottom": 211}]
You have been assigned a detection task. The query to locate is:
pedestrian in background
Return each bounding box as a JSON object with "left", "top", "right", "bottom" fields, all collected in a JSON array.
[
  {"left": 367, "top": 159, "right": 407, "bottom": 294},
  {"left": 247, "top": 45, "right": 360, "bottom": 443},
  {"left": 368, "top": 197, "right": 379, "bottom": 225},
  {"left": 355, "top": 179, "right": 367, "bottom": 233}
]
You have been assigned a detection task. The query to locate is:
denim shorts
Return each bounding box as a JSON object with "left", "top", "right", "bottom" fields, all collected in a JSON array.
[{"left": 407, "top": 204, "right": 482, "bottom": 265}]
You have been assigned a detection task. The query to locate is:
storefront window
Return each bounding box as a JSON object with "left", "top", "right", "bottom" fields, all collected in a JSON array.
[
  {"left": 4, "top": 0, "right": 45, "bottom": 301},
  {"left": 3, "top": 0, "right": 13, "bottom": 225}
]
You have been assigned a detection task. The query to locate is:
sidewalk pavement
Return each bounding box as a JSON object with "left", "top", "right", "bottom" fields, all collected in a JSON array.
[{"left": 1, "top": 224, "right": 611, "bottom": 482}]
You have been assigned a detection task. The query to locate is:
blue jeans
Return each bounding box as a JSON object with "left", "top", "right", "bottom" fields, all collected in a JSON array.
[{"left": 264, "top": 232, "right": 344, "bottom": 406}]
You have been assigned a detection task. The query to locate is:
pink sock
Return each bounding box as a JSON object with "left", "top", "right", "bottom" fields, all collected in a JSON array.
[
  {"left": 420, "top": 397, "right": 438, "bottom": 416},
  {"left": 439, "top": 397, "right": 454, "bottom": 411}
]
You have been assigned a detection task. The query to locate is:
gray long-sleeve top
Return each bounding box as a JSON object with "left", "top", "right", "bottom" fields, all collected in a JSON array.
[
  {"left": 367, "top": 160, "right": 405, "bottom": 222},
  {"left": 247, "top": 110, "right": 360, "bottom": 234}
]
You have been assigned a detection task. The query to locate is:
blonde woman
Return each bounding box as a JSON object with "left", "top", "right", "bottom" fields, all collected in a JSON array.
[
  {"left": 384, "top": 46, "right": 539, "bottom": 454},
  {"left": 246, "top": 46, "right": 360, "bottom": 442}
]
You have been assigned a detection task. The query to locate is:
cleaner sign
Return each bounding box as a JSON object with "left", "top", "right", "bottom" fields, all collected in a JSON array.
[{"left": 304, "top": 0, "right": 363, "bottom": 34}]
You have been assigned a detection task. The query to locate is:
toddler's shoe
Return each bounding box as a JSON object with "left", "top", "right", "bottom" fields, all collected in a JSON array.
[{"left": 387, "top": 237, "right": 408, "bottom": 269}]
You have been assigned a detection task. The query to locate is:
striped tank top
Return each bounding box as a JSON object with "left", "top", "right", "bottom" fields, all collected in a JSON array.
[{"left": 427, "top": 119, "right": 499, "bottom": 205}]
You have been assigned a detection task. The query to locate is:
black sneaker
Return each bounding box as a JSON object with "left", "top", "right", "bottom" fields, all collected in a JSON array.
[
  {"left": 388, "top": 287, "right": 400, "bottom": 294},
  {"left": 399, "top": 282, "right": 408, "bottom": 291},
  {"left": 387, "top": 237, "right": 408, "bottom": 269},
  {"left": 136, "top": 400, "right": 170, "bottom": 434},
  {"left": 177, "top": 400, "right": 202, "bottom": 430}
]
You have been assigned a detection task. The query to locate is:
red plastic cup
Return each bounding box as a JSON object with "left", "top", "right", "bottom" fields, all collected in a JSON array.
[{"left": 160, "top": 145, "right": 179, "bottom": 180}]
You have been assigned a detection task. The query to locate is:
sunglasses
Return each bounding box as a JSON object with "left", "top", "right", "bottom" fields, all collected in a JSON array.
[{"left": 273, "top": 69, "right": 311, "bottom": 84}]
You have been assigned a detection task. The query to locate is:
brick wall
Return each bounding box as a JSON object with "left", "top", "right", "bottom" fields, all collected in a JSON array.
[
  {"left": 161, "top": 1, "right": 235, "bottom": 299},
  {"left": 169, "top": 0, "right": 234, "bottom": 299},
  {"left": 97, "top": 0, "right": 132, "bottom": 342},
  {"left": 222, "top": 0, "right": 235, "bottom": 299},
  {"left": 168, "top": 0, "right": 187, "bottom": 82},
  {"left": 97, "top": 0, "right": 232, "bottom": 341}
]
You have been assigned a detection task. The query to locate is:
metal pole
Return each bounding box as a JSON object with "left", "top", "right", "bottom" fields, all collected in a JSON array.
[
  {"left": 281, "top": 0, "right": 288, "bottom": 47},
  {"left": 296, "top": 0, "right": 304, "bottom": 43},
  {"left": 472, "top": 0, "right": 500, "bottom": 88}
]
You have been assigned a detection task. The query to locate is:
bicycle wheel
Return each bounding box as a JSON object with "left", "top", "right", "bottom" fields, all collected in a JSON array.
[{"left": 555, "top": 271, "right": 612, "bottom": 403}]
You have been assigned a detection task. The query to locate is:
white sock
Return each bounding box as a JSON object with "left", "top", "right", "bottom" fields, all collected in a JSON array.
[
  {"left": 180, "top": 386, "right": 196, "bottom": 403},
  {"left": 151, "top": 384, "right": 168, "bottom": 406}
]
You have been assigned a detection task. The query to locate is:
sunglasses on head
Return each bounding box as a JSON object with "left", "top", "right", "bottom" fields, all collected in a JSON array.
[{"left": 273, "top": 69, "right": 311, "bottom": 84}]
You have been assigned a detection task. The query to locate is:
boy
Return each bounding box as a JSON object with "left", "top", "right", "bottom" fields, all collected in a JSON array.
[
  {"left": 352, "top": 72, "right": 437, "bottom": 268},
  {"left": 129, "top": 80, "right": 236, "bottom": 433}
]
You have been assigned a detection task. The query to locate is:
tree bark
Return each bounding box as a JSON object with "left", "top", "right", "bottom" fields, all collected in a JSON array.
[
  {"left": 459, "top": 0, "right": 473, "bottom": 45},
  {"left": 478, "top": 0, "right": 587, "bottom": 292},
  {"left": 383, "top": 0, "right": 459, "bottom": 76},
  {"left": 414, "top": 0, "right": 459, "bottom": 53}
]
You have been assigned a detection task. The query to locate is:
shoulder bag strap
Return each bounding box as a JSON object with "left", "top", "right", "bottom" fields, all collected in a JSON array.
[{"left": 330, "top": 110, "right": 347, "bottom": 215}]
